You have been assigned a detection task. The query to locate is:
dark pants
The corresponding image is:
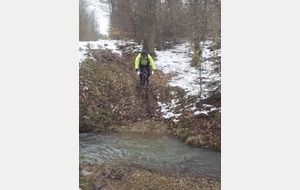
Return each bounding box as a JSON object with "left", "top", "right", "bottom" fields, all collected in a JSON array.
[{"left": 139, "top": 64, "right": 151, "bottom": 82}]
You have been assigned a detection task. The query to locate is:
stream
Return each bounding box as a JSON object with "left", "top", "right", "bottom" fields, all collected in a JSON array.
[{"left": 79, "top": 132, "right": 221, "bottom": 178}]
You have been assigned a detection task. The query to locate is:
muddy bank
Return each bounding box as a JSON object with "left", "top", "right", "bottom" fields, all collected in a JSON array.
[
  {"left": 103, "top": 115, "right": 220, "bottom": 152},
  {"left": 79, "top": 163, "right": 221, "bottom": 190},
  {"left": 109, "top": 120, "right": 170, "bottom": 134}
]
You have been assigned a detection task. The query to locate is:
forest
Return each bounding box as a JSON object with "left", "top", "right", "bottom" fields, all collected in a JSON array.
[{"left": 80, "top": 0, "right": 221, "bottom": 54}]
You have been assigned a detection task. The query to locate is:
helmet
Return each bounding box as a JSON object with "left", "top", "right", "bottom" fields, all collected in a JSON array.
[{"left": 141, "top": 49, "right": 148, "bottom": 57}]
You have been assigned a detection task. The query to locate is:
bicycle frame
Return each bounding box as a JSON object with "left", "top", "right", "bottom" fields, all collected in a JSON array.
[{"left": 140, "top": 69, "right": 149, "bottom": 100}]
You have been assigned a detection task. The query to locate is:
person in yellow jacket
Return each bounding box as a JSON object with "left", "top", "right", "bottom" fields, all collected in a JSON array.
[{"left": 135, "top": 49, "right": 156, "bottom": 85}]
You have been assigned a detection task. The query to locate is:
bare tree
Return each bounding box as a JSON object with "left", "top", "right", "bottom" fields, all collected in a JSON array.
[
  {"left": 105, "top": 0, "right": 220, "bottom": 54},
  {"left": 208, "top": 0, "right": 221, "bottom": 45},
  {"left": 155, "top": 0, "right": 162, "bottom": 50},
  {"left": 141, "top": 0, "right": 157, "bottom": 54},
  {"left": 79, "top": 0, "right": 99, "bottom": 41},
  {"left": 160, "top": 0, "right": 188, "bottom": 45}
]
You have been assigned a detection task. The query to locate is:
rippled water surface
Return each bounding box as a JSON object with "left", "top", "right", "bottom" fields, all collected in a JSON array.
[{"left": 80, "top": 132, "right": 221, "bottom": 178}]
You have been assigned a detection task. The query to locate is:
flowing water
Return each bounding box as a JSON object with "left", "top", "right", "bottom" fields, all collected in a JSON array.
[{"left": 79, "top": 132, "right": 221, "bottom": 178}]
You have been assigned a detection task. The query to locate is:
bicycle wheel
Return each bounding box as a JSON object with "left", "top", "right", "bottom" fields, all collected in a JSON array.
[
  {"left": 140, "top": 71, "right": 148, "bottom": 100},
  {"left": 144, "top": 78, "right": 148, "bottom": 100}
]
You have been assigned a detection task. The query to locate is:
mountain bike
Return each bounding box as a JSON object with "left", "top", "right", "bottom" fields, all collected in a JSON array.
[{"left": 137, "top": 69, "right": 149, "bottom": 100}]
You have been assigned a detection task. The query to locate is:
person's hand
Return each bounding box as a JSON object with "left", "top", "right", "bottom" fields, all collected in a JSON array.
[
  {"left": 136, "top": 69, "right": 140, "bottom": 75},
  {"left": 152, "top": 70, "right": 155, "bottom": 74}
]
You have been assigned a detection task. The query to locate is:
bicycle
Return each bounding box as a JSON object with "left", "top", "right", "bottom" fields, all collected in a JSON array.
[{"left": 137, "top": 69, "right": 149, "bottom": 100}]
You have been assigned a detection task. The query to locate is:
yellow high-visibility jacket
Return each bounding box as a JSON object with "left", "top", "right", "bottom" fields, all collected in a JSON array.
[{"left": 134, "top": 53, "right": 156, "bottom": 71}]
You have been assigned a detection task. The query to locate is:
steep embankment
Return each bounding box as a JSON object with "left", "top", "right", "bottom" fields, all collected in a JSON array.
[
  {"left": 79, "top": 48, "right": 169, "bottom": 132},
  {"left": 79, "top": 46, "right": 220, "bottom": 151}
]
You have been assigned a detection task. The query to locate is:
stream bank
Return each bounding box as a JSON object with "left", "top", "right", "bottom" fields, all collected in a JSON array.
[{"left": 80, "top": 163, "right": 221, "bottom": 190}]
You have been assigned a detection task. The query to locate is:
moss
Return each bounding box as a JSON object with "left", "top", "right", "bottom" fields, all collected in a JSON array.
[
  {"left": 210, "top": 141, "right": 221, "bottom": 152},
  {"left": 176, "top": 128, "right": 189, "bottom": 141},
  {"left": 191, "top": 52, "right": 200, "bottom": 67},
  {"left": 185, "top": 136, "right": 196, "bottom": 145}
]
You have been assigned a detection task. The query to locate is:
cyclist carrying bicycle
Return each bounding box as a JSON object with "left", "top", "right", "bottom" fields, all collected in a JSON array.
[{"left": 134, "top": 49, "right": 156, "bottom": 85}]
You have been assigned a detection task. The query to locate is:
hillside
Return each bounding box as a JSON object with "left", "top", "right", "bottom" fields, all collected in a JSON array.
[{"left": 79, "top": 42, "right": 221, "bottom": 151}]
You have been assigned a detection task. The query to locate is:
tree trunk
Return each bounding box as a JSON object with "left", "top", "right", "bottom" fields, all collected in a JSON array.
[
  {"left": 142, "top": 0, "right": 157, "bottom": 55},
  {"left": 192, "top": 0, "right": 201, "bottom": 51},
  {"left": 156, "top": 0, "right": 162, "bottom": 51}
]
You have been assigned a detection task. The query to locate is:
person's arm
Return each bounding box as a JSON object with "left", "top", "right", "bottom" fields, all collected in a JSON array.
[
  {"left": 148, "top": 55, "right": 156, "bottom": 70},
  {"left": 134, "top": 54, "right": 141, "bottom": 70}
]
